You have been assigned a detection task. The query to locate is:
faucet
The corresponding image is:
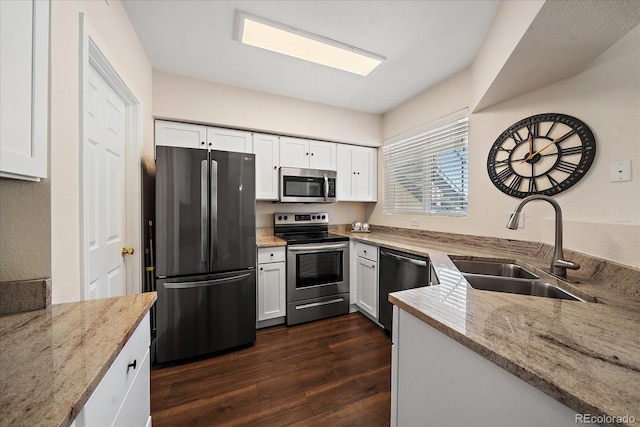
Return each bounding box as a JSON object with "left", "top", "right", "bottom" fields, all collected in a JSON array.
[{"left": 506, "top": 195, "right": 579, "bottom": 278}]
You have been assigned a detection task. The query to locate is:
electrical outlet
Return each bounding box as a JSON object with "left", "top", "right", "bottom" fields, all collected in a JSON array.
[
  {"left": 610, "top": 160, "right": 632, "bottom": 182},
  {"left": 347, "top": 208, "right": 353, "bottom": 219},
  {"left": 410, "top": 219, "right": 420, "bottom": 227},
  {"left": 506, "top": 211, "right": 525, "bottom": 229}
]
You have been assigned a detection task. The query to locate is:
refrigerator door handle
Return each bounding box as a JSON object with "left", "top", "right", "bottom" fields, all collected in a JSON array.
[
  {"left": 201, "top": 160, "right": 208, "bottom": 265},
  {"left": 210, "top": 158, "right": 218, "bottom": 268},
  {"left": 162, "top": 273, "right": 251, "bottom": 289}
]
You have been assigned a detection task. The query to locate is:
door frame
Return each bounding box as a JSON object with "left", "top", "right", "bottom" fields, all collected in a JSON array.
[{"left": 79, "top": 14, "right": 142, "bottom": 298}]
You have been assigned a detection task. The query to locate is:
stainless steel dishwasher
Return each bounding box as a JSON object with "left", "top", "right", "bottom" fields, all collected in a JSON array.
[{"left": 379, "top": 248, "right": 435, "bottom": 332}]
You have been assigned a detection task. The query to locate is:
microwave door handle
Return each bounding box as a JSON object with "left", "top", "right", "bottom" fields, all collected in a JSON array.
[{"left": 323, "top": 173, "right": 329, "bottom": 201}]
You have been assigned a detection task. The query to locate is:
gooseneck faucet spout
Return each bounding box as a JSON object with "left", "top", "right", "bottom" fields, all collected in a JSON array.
[{"left": 506, "top": 195, "right": 579, "bottom": 278}]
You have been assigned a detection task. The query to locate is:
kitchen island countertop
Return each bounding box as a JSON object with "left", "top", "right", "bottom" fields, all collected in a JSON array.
[
  {"left": 342, "top": 229, "right": 640, "bottom": 426},
  {"left": 0, "top": 292, "right": 157, "bottom": 427}
]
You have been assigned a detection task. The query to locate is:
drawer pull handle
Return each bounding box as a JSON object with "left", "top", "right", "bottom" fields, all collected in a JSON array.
[{"left": 127, "top": 359, "right": 137, "bottom": 372}]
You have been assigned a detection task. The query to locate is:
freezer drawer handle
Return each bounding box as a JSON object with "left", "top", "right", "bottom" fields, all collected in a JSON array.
[
  {"left": 380, "top": 250, "right": 428, "bottom": 267},
  {"left": 163, "top": 273, "right": 251, "bottom": 289},
  {"left": 295, "top": 298, "right": 344, "bottom": 310}
]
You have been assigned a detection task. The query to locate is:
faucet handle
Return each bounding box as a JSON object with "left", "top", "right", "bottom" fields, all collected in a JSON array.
[{"left": 554, "top": 259, "right": 580, "bottom": 270}]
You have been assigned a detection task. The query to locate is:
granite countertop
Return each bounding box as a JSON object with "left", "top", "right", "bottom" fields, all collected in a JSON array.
[
  {"left": 256, "top": 235, "right": 287, "bottom": 248},
  {"left": 0, "top": 292, "right": 157, "bottom": 427},
  {"left": 343, "top": 230, "right": 640, "bottom": 425}
]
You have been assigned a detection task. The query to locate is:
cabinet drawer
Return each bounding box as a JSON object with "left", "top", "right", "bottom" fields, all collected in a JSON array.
[
  {"left": 75, "top": 312, "right": 150, "bottom": 426},
  {"left": 258, "top": 246, "right": 286, "bottom": 264},
  {"left": 357, "top": 243, "right": 378, "bottom": 262},
  {"left": 112, "top": 348, "right": 151, "bottom": 427}
]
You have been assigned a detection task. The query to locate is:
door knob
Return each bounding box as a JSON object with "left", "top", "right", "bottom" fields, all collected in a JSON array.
[{"left": 121, "top": 247, "right": 134, "bottom": 257}]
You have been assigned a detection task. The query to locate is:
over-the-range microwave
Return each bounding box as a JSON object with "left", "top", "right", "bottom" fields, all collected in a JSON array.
[{"left": 279, "top": 167, "right": 337, "bottom": 203}]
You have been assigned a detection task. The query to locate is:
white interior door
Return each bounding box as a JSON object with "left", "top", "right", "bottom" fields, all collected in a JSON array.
[{"left": 84, "top": 63, "right": 127, "bottom": 299}]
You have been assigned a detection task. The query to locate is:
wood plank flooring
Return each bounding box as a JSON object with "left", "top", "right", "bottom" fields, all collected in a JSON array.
[{"left": 150, "top": 312, "right": 392, "bottom": 426}]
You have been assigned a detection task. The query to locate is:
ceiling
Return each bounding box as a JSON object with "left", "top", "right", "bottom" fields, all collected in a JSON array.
[{"left": 121, "top": 0, "right": 500, "bottom": 114}]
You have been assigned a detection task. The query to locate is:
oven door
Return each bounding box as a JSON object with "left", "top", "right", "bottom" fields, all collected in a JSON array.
[
  {"left": 287, "top": 241, "right": 349, "bottom": 301},
  {"left": 280, "top": 167, "right": 337, "bottom": 203}
]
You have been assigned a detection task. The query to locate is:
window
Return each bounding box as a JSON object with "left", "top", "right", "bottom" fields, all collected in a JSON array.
[{"left": 383, "top": 109, "right": 468, "bottom": 215}]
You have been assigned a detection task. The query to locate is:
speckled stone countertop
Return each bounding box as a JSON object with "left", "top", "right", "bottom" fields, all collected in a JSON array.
[
  {"left": 339, "top": 228, "right": 640, "bottom": 426},
  {"left": 0, "top": 292, "right": 157, "bottom": 427},
  {"left": 256, "top": 227, "right": 287, "bottom": 248},
  {"left": 256, "top": 235, "right": 287, "bottom": 248}
]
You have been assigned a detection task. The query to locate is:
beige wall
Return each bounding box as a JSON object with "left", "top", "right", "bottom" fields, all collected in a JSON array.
[
  {"left": 256, "top": 202, "right": 368, "bottom": 229},
  {"left": 153, "top": 70, "right": 382, "bottom": 147},
  {"left": 367, "top": 25, "right": 640, "bottom": 268},
  {"left": 49, "top": 0, "right": 153, "bottom": 303}
]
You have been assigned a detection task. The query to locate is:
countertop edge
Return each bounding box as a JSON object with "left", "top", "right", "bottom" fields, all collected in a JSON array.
[
  {"left": 65, "top": 292, "right": 157, "bottom": 427},
  {"left": 388, "top": 293, "right": 607, "bottom": 422}
]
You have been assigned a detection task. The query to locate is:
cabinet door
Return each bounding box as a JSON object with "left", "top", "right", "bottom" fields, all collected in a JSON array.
[
  {"left": 309, "top": 140, "right": 337, "bottom": 171},
  {"left": 353, "top": 146, "right": 377, "bottom": 201},
  {"left": 0, "top": 0, "right": 49, "bottom": 181},
  {"left": 155, "top": 120, "right": 206, "bottom": 150},
  {"left": 258, "top": 262, "right": 286, "bottom": 321},
  {"left": 280, "top": 136, "right": 310, "bottom": 168},
  {"left": 253, "top": 133, "right": 280, "bottom": 200},
  {"left": 356, "top": 257, "right": 378, "bottom": 318},
  {"left": 336, "top": 144, "right": 356, "bottom": 200},
  {"left": 207, "top": 127, "right": 253, "bottom": 153}
]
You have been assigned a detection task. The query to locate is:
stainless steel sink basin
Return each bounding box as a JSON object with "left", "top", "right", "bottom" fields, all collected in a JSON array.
[
  {"left": 452, "top": 260, "right": 538, "bottom": 279},
  {"left": 463, "top": 273, "right": 583, "bottom": 302}
]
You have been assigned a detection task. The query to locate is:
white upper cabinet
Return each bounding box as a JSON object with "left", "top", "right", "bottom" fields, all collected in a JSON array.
[
  {"left": 155, "top": 121, "right": 253, "bottom": 154},
  {"left": 336, "top": 144, "right": 377, "bottom": 201},
  {"left": 280, "top": 136, "right": 337, "bottom": 171},
  {"left": 0, "top": 0, "right": 50, "bottom": 181},
  {"left": 155, "top": 120, "right": 207, "bottom": 149},
  {"left": 207, "top": 127, "right": 253, "bottom": 153},
  {"left": 253, "top": 133, "right": 280, "bottom": 200}
]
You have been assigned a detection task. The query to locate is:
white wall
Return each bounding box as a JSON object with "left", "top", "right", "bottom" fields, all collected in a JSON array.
[
  {"left": 50, "top": 0, "right": 153, "bottom": 303},
  {"left": 152, "top": 70, "right": 382, "bottom": 147},
  {"left": 367, "top": 25, "right": 640, "bottom": 268}
]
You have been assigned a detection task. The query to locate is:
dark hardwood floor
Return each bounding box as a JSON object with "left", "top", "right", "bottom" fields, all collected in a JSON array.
[{"left": 150, "top": 312, "right": 392, "bottom": 426}]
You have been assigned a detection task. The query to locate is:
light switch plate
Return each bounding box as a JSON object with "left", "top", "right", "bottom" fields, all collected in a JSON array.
[{"left": 610, "top": 160, "right": 632, "bottom": 182}]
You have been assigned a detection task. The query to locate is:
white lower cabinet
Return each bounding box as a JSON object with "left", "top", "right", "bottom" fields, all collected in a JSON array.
[
  {"left": 257, "top": 247, "right": 286, "bottom": 325},
  {"left": 354, "top": 242, "right": 379, "bottom": 319},
  {"left": 391, "top": 307, "right": 578, "bottom": 427},
  {"left": 73, "top": 312, "right": 151, "bottom": 427}
]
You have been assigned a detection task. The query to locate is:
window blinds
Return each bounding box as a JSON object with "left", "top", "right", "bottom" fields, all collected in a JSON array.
[{"left": 383, "top": 109, "right": 468, "bottom": 215}]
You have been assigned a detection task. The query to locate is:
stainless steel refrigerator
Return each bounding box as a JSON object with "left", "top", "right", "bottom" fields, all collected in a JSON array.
[{"left": 154, "top": 146, "right": 256, "bottom": 364}]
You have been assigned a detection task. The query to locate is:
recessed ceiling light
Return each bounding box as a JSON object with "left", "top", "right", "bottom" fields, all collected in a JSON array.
[{"left": 235, "top": 10, "right": 386, "bottom": 76}]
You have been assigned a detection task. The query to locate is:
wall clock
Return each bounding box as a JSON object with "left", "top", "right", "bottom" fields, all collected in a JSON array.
[{"left": 487, "top": 113, "right": 596, "bottom": 198}]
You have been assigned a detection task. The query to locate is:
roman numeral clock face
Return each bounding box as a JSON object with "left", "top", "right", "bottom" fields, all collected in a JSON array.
[{"left": 487, "top": 113, "right": 596, "bottom": 198}]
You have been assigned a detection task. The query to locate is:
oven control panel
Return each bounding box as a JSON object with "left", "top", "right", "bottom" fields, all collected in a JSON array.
[{"left": 274, "top": 212, "right": 329, "bottom": 225}]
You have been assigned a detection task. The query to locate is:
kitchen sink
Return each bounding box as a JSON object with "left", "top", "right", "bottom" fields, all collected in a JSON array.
[
  {"left": 452, "top": 260, "right": 538, "bottom": 279},
  {"left": 463, "top": 273, "right": 583, "bottom": 302}
]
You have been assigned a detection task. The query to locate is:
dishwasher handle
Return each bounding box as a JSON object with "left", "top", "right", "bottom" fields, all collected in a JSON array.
[{"left": 380, "top": 249, "right": 428, "bottom": 267}]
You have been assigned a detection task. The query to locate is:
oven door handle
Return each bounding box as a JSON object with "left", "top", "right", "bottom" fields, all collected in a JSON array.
[{"left": 288, "top": 243, "right": 348, "bottom": 252}]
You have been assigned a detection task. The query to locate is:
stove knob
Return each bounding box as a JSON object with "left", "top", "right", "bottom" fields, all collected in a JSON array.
[
  {"left": 312, "top": 215, "right": 316, "bottom": 220},
  {"left": 322, "top": 215, "right": 326, "bottom": 219},
  {"left": 278, "top": 215, "right": 282, "bottom": 221},
  {"left": 284, "top": 215, "right": 288, "bottom": 220}
]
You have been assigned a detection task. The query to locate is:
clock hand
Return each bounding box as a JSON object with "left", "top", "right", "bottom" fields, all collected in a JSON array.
[{"left": 520, "top": 130, "right": 576, "bottom": 164}]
